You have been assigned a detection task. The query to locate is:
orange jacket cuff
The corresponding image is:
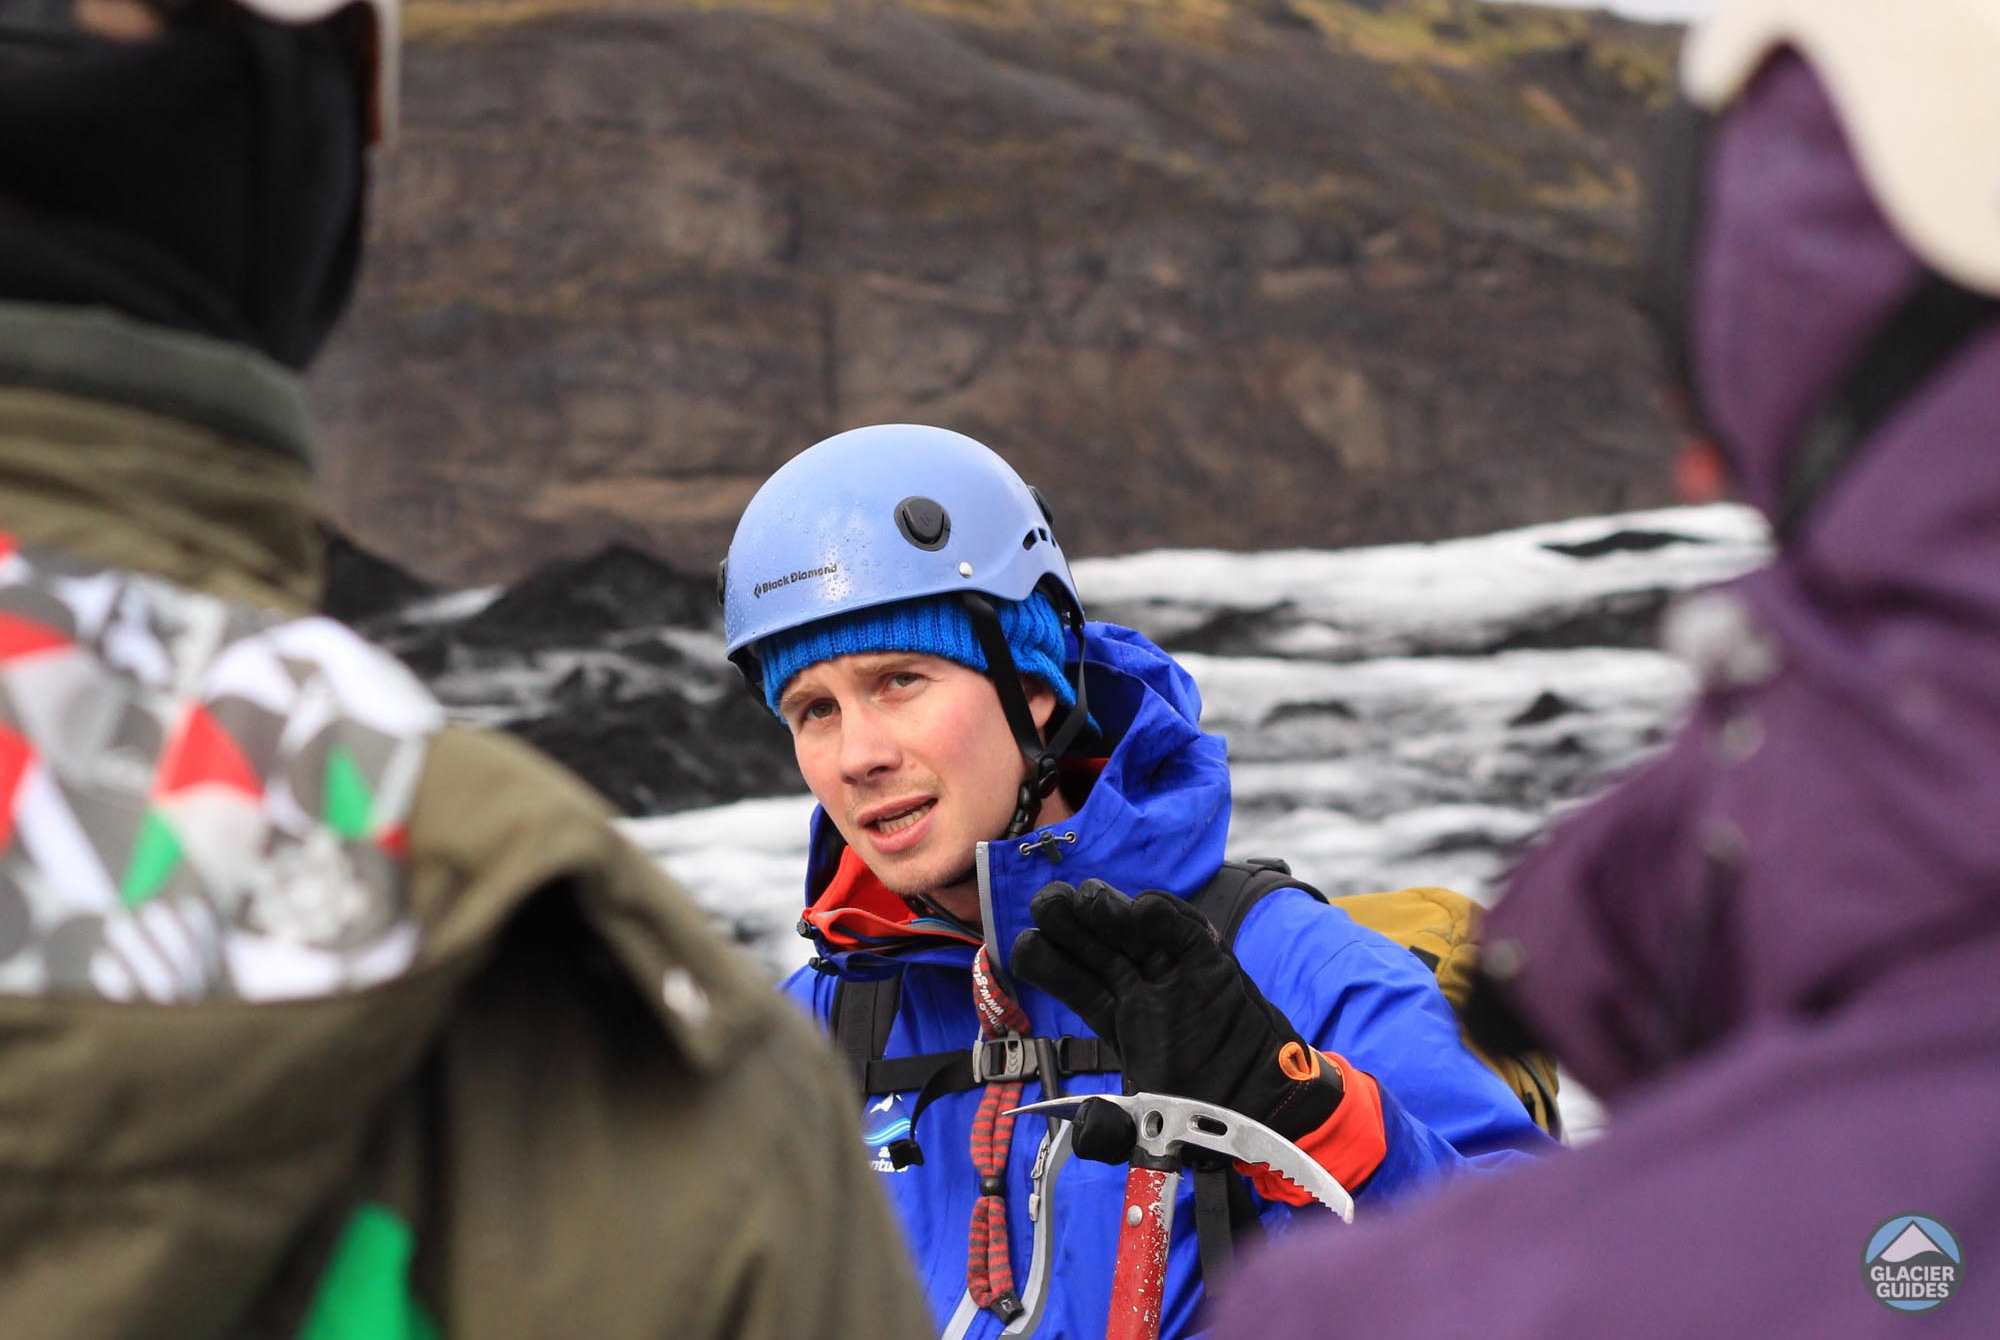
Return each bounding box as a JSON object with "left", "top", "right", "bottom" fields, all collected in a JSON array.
[{"left": 1236, "top": 1052, "right": 1386, "bottom": 1205}]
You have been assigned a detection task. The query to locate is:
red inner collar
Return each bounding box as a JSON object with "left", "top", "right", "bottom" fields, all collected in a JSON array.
[
  {"left": 800, "top": 756, "right": 1108, "bottom": 953},
  {"left": 800, "top": 847, "right": 980, "bottom": 951}
]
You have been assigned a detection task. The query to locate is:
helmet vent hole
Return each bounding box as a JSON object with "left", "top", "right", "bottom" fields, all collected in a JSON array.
[
  {"left": 895, "top": 496, "right": 951, "bottom": 551},
  {"left": 1038, "top": 527, "right": 1050, "bottom": 543},
  {"left": 1021, "top": 529, "right": 1038, "bottom": 550}
]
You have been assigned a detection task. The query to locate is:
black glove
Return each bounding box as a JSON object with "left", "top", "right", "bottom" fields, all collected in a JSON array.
[{"left": 1012, "top": 878, "right": 1343, "bottom": 1164}]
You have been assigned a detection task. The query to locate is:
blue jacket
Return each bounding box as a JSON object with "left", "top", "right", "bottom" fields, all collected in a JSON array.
[{"left": 783, "top": 623, "right": 1550, "bottom": 1338}]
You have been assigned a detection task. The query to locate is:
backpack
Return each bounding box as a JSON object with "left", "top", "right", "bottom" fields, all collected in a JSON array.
[
  {"left": 1320, "top": 881, "right": 1562, "bottom": 1140},
  {"left": 828, "top": 859, "right": 1562, "bottom": 1277},
  {"left": 832, "top": 858, "right": 1560, "bottom": 1132}
]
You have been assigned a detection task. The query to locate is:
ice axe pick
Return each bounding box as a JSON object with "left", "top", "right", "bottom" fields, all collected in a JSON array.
[{"left": 1008, "top": 1091, "right": 1353, "bottom": 1340}]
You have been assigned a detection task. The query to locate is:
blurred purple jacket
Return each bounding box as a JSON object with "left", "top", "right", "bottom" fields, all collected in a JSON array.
[{"left": 1215, "top": 52, "right": 2000, "bottom": 1339}]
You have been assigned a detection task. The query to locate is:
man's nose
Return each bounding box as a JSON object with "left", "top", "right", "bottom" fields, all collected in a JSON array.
[{"left": 839, "top": 701, "right": 901, "bottom": 782}]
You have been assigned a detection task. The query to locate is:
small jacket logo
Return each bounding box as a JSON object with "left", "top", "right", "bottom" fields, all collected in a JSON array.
[
  {"left": 863, "top": 1093, "right": 913, "bottom": 1174},
  {"left": 1864, "top": 1215, "right": 1961, "bottom": 1312}
]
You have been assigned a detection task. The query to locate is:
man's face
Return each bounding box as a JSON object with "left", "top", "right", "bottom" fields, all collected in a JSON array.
[{"left": 781, "top": 651, "right": 1056, "bottom": 919}]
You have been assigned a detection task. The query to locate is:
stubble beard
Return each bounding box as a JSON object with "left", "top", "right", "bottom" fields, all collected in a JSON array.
[
  {"left": 923, "top": 864, "right": 983, "bottom": 925},
  {"left": 886, "top": 856, "right": 981, "bottom": 927}
]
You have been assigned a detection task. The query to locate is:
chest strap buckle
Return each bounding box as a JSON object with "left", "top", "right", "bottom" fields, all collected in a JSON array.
[{"left": 972, "top": 1034, "right": 1030, "bottom": 1084}]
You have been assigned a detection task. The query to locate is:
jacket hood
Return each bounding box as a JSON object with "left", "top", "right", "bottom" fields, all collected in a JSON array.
[
  {"left": 798, "top": 620, "right": 1231, "bottom": 987},
  {"left": 0, "top": 301, "right": 321, "bottom": 609},
  {"left": 1486, "top": 53, "right": 2000, "bottom": 1101}
]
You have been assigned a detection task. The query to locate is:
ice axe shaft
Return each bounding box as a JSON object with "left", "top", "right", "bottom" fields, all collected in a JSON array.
[
  {"left": 1109, "top": 1153, "right": 1179, "bottom": 1340},
  {"left": 1009, "top": 1091, "right": 1353, "bottom": 1340}
]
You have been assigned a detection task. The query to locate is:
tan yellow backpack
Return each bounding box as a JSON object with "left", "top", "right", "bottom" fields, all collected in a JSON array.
[{"left": 1193, "top": 859, "right": 1563, "bottom": 1140}]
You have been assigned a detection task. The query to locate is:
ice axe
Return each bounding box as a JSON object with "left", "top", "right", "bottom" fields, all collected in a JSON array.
[{"left": 1009, "top": 1091, "right": 1353, "bottom": 1340}]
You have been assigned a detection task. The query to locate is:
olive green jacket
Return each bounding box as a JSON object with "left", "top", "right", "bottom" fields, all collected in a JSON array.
[{"left": 0, "top": 302, "right": 930, "bottom": 1339}]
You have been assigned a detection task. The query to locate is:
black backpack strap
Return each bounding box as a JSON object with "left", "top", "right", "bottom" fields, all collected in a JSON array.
[
  {"left": 833, "top": 970, "right": 1122, "bottom": 1101},
  {"left": 847, "top": 1038, "right": 1125, "bottom": 1100},
  {"left": 1191, "top": 1162, "right": 1237, "bottom": 1286},
  {"left": 1189, "top": 1155, "right": 1269, "bottom": 1286},
  {"left": 1191, "top": 857, "right": 1331, "bottom": 949},
  {"left": 832, "top": 973, "right": 902, "bottom": 1094},
  {"left": 1520, "top": 1056, "right": 1564, "bottom": 1143},
  {"left": 1185, "top": 857, "right": 1330, "bottom": 1283},
  {"left": 862, "top": 1051, "right": 968, "bottom": 1096}
]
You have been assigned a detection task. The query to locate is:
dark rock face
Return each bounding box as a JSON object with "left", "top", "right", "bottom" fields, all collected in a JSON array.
[
  {"left": 356, "top": 542, "right": 802, "bottom": 814},
  {"left": 456, "top": 543, "right": 717, "bottom": 647},
  {"left": 314, "top": 0, "right": 1683, "bottom": 586},
  {"left": 505, "top": 685, "right": 796, "bottom": 817},
  {"left": 1539, "top": 527, "right": 1705, "bottom": 558},
  {"left": 320, "top": 529, "right": 436, "bottom": 623}
]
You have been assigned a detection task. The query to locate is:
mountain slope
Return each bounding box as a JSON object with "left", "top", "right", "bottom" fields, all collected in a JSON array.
[{"left": 315, "top": 0, "right": 1684, "bottom": 583}]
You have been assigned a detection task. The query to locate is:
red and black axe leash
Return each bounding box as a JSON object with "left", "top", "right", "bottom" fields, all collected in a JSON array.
[{"left": 967, "top": 947, "right": 1031, "bottom": 1322}]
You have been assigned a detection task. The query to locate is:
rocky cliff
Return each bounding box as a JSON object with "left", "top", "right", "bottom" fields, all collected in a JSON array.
[{"left": 313, "top": 0, "right": 1683, "bottom": 585}]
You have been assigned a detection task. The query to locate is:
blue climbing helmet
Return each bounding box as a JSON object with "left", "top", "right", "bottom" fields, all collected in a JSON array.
[{"left": 721, "top": 424, "right": 1090, "bottom": 837}]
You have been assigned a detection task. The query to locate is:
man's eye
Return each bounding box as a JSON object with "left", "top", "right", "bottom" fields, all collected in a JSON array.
[
  {"left": 885, "top": 671, "right": 923, "bottom": 691},
  {"left": 800, "top": 699, "right": 835, "bottom": 722}
]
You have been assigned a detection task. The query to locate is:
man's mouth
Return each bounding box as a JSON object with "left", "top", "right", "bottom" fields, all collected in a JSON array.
[{"left": 866, "top": 799, "right": 936, "bottom": 835}]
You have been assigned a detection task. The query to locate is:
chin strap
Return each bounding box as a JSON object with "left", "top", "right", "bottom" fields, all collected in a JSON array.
[
  {"left": 902, "top": 878, "right": 979, "bottom": 928},
  {"left": 960, "top": 590, "right": 1091, "bottom": 840}
]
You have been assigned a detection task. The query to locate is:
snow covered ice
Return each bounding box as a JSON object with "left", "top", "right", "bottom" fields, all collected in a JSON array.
[
  {"left": 613, "top": 505, "right": 1769, "bottom": 1140},
  {"left": 624, "top": 507, "right": 1763, "bottom": 940}
]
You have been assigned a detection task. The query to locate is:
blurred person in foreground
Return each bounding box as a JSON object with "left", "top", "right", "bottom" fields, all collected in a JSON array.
[
  {"left": 719, "top": 424, "right": 1552, "bottom": 1338},
  {"left": 0, "top": 2, "right": 928, "bottom": 1336},
  {"left": 1215, "top": 1, "right": 2000, "bottom": 1335}
]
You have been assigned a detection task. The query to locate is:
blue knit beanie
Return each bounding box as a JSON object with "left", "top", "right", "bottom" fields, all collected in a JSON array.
[{"left": 758, "top": 591, "right": 1076, "bottom": 717}]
